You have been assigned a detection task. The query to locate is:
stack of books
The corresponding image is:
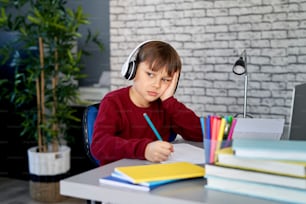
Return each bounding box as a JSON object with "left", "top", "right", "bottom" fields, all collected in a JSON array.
[
  {"left": 99, "top": 161, "right": 205, "bottom": 191},
  {"left": 205, "top": 139, "right": 306, "bottom": 203}
]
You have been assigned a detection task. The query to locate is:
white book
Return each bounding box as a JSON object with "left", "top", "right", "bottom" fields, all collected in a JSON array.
[
  {"left": 206, "top": 175, "right": 306, "bottom": 204},
  {"left": 205, "top": 164, "right": 306, "bottom": 190},
  {"left": 232, "top": 139, "right": 306, "bottom": 162}
]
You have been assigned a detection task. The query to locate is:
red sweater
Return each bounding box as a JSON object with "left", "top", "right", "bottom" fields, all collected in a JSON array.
[{"left": 91, "top": 86, "right": 202, "bottom": 165}]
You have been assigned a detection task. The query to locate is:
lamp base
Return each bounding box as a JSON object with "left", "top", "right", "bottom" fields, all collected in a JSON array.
[{"left": 234, "top": 113, "right": 253, "bottom": 118}]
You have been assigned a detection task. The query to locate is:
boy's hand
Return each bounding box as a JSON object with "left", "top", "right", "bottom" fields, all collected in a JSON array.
[
  {"left": 145, "top": 141, "right": 174, "bottom": 162},
  {"left": 160, "top": 71, "right": 179, "bottom": 101}
]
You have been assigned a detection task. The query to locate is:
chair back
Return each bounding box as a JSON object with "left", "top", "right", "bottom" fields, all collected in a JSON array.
[{"left": 82, "top": 103, "right": 100, "bottom": 166}]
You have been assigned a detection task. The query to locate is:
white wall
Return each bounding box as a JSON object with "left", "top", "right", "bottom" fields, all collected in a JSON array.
[{"left": 109, "top": 0, "right": 306, "bottom": 128}]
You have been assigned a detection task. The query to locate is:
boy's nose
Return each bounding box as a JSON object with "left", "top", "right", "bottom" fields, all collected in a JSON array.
[{"left": 152, "top": 78, "right": 161, "bottom": 88}]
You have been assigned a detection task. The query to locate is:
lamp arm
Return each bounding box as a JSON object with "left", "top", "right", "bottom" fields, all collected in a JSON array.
[{"left": 243, "top": 74, "right": 248, "bottom": 118}]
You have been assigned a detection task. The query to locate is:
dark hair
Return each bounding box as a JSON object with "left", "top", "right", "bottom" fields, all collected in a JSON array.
[{"left": 135, "top": 41, "right": 181, "bottom": 76}]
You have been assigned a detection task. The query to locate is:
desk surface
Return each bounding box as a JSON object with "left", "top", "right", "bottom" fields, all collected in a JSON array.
[{"left": 60, "top": 159, "right": 280, "bottom": 204}]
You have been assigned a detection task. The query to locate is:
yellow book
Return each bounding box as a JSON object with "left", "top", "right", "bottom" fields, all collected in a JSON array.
[
  {"left": 114, "top": 162, "right": 205, "bottom": 183},
  {"left": 216, "top": 147, "right": 306, "bottom": 178}
]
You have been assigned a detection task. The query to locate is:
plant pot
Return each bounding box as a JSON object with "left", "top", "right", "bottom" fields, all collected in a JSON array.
[{"left": 27, "top": 145, "right": 71, "bottom": 202}]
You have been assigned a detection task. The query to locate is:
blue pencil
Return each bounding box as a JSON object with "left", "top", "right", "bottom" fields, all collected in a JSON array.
[
  {"left": 143, "top": 113, "right": 163, "bottom": 141},
  {"left": 206, "top": 115, "right": 211, "bottom": 139}
]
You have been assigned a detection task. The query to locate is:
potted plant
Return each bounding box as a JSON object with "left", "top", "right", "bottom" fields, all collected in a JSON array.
[{"left": 0, "top": 0, "right": 103, "bottom": 202}]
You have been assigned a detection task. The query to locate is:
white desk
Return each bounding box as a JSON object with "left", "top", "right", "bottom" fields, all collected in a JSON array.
[{"left": 60, "top": 158, "right": 280, "bottom": 204}]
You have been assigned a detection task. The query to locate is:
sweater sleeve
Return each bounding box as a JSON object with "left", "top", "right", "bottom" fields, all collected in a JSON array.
[
  {"left": 91, "top": 96, "right": 153, "bottom": 165},
  {"left": 162, "top": 97, "right": 203, "bottom": 142}
]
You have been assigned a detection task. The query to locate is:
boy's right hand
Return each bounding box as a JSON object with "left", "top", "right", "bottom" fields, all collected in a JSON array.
[{"left": 145, "top": 141, "right": 174, "bottom": 163}]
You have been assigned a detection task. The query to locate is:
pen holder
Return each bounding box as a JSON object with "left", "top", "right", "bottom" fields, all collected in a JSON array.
[{"left": 204, "top": 139, "right": 232, "bottom": 164}]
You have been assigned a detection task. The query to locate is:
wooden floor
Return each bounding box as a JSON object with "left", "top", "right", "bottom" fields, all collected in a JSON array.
[{"left": 0, "top": 177, "right": 86, "bottom": 204}]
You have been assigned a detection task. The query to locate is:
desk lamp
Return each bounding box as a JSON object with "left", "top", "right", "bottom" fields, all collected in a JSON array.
[{"left": 233, "top": 50, "right": 249, "bottom": 118}]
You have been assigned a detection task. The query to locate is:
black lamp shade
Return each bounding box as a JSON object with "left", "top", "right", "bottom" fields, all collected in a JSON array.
[{"left": 232, "top": 57, "right": 246, "bottom": 75}]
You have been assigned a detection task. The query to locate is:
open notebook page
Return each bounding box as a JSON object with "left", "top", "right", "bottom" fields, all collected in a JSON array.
[{"left": 162, "top": 143, "right": 205, "bottom": 164}]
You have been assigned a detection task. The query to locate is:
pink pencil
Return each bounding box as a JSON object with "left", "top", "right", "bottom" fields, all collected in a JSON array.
[
  {"left": 227, "top": 118, "right": 237, "bottom": 141},
  {"left": 209, "top": 116, "right": 216, "bottom": 163},
  {"left": 210, "top": 116, "right": 220, "bottom": 163}
]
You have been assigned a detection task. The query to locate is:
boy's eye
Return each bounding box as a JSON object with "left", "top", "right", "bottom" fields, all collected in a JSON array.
[
  {"left": 162, "top": 78, "right": 172, "bottom": 83},
  {"left": 146, "top": 72, "right": 154, "bottom": 78}
]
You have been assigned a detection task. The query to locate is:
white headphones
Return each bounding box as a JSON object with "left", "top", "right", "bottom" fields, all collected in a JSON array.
[{"left": 121, "top": 40, "right": 156, "bottom": 80}]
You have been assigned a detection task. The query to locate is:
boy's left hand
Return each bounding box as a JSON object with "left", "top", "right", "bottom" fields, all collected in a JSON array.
[{"left": 160, "top": 71, "right": 179, "bottom": 101}]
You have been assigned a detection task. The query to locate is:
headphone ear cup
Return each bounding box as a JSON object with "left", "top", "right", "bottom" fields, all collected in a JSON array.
[
  {"left": 126, "top": 60, "right": 137, "bottom": 80},
  {"left": 122, "top": 40, "right": 154, "bottom": 80},
  {"left": 174, "top": 72, "right": 180, "bottom": 93}
]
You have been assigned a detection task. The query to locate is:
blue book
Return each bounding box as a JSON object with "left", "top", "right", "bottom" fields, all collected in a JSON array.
[
  {"left": 233, "top": 139, "right": 306, "bottom": 162},
  {"left": 99, "top": 174, "right": 178, "bottom": 192}
]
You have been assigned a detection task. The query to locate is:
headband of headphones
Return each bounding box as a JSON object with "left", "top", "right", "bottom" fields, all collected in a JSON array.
[{"left": 121, "top": 40, "right": 157, "bottom": 80}]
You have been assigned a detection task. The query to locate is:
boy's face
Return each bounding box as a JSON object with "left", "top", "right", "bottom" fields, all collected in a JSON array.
[{"left": 131, "top": 61, "right": 173, "bottom": 106}]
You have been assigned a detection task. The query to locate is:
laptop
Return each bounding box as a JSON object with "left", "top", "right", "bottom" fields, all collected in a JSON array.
[{"left": 288, "top": 83, "right": 306, "bottom": 140}]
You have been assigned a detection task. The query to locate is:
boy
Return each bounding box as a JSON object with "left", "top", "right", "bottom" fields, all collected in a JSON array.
[{"left": 91, "top": 40, "right": 202, "bottom": 165}]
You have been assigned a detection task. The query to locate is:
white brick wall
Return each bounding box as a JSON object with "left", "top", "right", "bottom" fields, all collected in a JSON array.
[{"left": 109, "top": 0, "right": 306, "bottom": 129}]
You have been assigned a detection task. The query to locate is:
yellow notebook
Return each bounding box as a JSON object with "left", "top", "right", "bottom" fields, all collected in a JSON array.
[{"left": 114, "top": 162, "right": 205, "bottom": 183}]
